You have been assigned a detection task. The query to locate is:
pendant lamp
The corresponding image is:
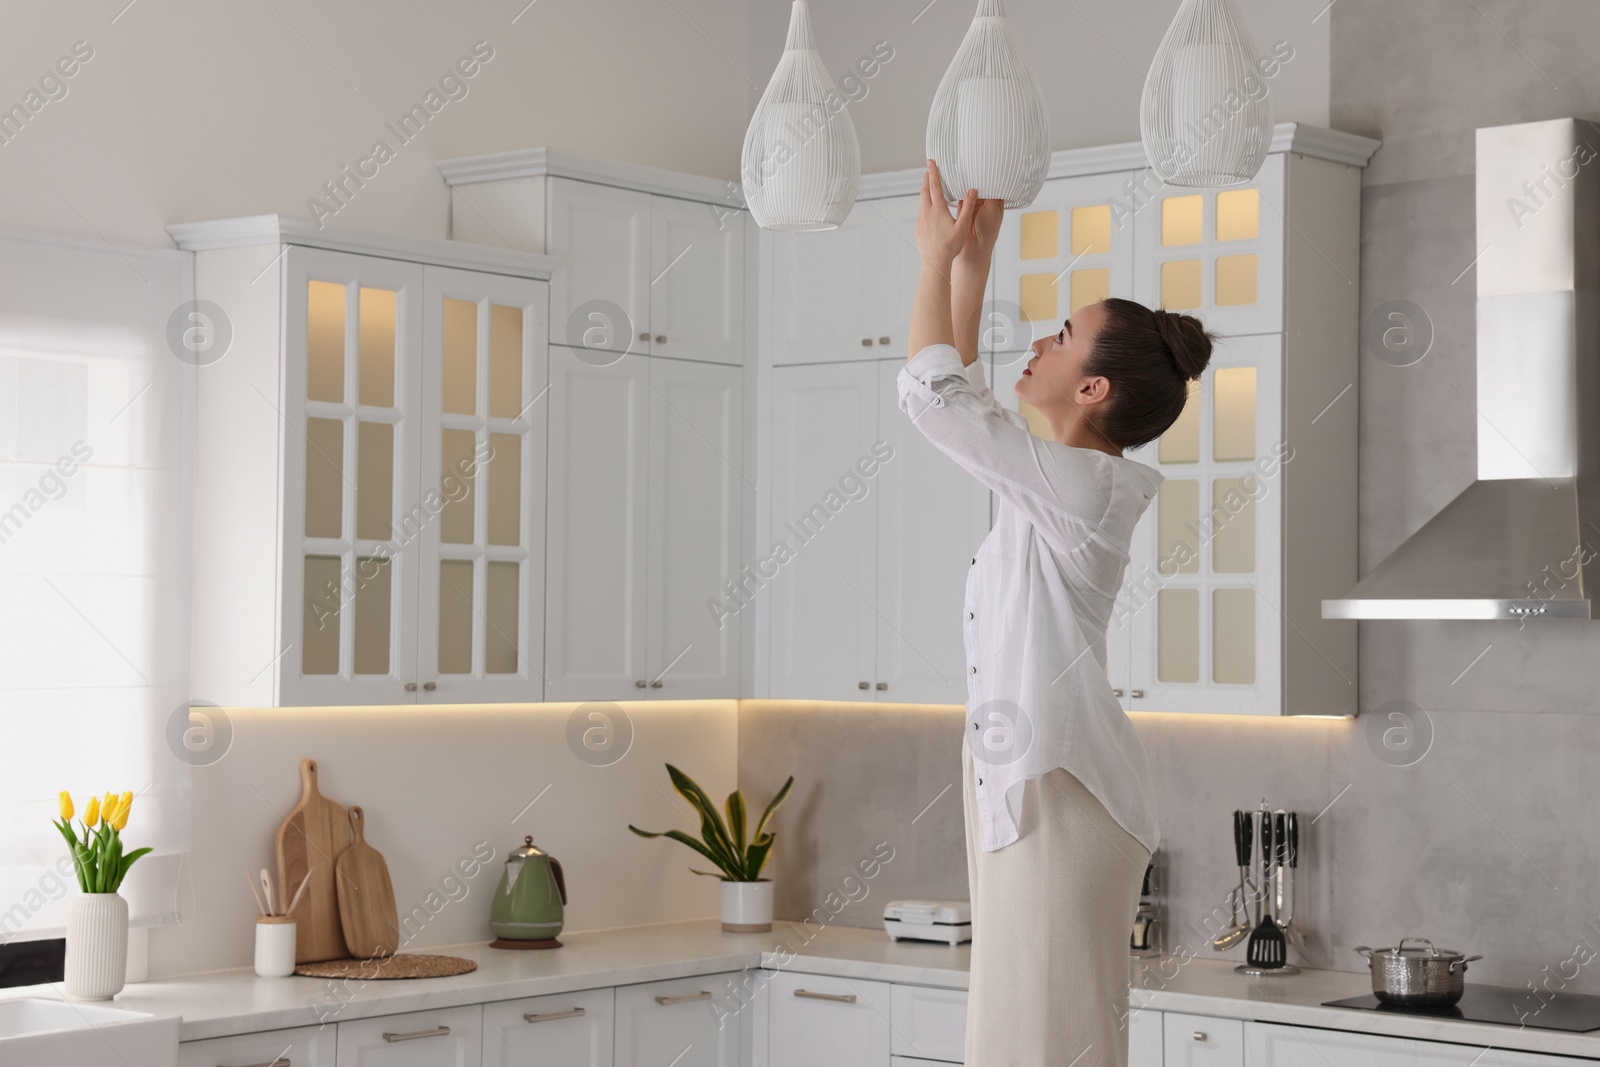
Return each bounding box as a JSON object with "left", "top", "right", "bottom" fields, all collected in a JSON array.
[
  {"left": 1140, "top": 0, "right": 1274, "bottom": 187},
  {"left": 741, "top": 0, "right": 861, "bottom": 231},
  {"left": 925, "top": 0, "right": 1050, "bottom": 208}
]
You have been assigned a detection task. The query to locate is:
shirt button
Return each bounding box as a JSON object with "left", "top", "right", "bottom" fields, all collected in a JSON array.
[
  {"left": 966, "top": 611, "right": 975, "bottom": 620},
  {"left": 969, "top": 666, "right": 977, "bottom": 674},
  {"left": 977, "top": 778, "right": 984, "bottom": 785},
  {"left": 970, "top": 557, "right": 976, "bottom": 566}
]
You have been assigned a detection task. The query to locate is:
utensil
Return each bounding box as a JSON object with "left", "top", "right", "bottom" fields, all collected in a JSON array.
[
  {"left": 1354, "top": 937, "right": 1483, "bottom": 1007},
  {"left": 1245, "top": 810, "right": 1286, "bottom": 969},
  {"left": 260, "top": 868, "right": 275, "bottom": 916},
  {"left": 1281, "top": 812, "right": 1308, "bottom": 953},
  {"left": 335, "top": 806, "right": 400, "bottom": 959},
  {"left": 275, "top": 757, "right": 350, "bottom": 963},
  {"left": 490, "top": 835, "right": 568, "bottom": 949},
  {"left": 246, "top": 865, "right": 269, "bottom": 917},
  {"left": 1213, "top": 810, "right": 1252, "bottom": 950},
  {"left": 285, "top": 870, "right": 314, "bottom": 918},
  {"left": 1272, "top": 812, "right": 1286, "bottom": 920}
]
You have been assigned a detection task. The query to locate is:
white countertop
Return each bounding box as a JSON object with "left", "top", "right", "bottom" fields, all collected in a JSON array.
[{"left": 12, "top": 920, "right": 1600, "bottom": 1058}]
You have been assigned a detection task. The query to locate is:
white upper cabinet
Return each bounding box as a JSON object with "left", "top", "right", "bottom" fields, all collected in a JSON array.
[
  {"left": 548, "top": 177, "right": 745, "bottom": 363},
  {"left": 544, "top": 348, "right": 743, "bottom": 701}
]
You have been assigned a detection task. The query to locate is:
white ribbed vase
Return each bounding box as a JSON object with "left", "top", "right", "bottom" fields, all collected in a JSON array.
[
  {"left": 926, "top": 0, "right": 1051, "bottom": 208},
  {"left": 720, "top": 879, "right": 773, "bottom": 932},
  {"left": 65, "top": 893, "right": 128, "bottom": 1000}
]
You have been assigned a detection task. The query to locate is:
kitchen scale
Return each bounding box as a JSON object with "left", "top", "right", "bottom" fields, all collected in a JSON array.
[{"left": 1323, "top": 984, "right": 1600, "bottom": 1033}]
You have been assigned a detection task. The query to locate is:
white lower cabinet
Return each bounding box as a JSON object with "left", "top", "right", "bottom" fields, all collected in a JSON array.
[
  {"left": 180, "top": 1025, "right": 338, "bottom": 1067},
  {"left": 889, "top": 984, "right": 965, "bottom": 1063},
  {"left": 614, "top": 973, "right": 744, "bottom": 1067},
  {"left": 335, "top": 1005, "right": 482, "bottom": 1066},
  {"left": 1245, "top": 1021, "right": 1595, "bottom": 1066},
  {"left": 766, "top": 970, "right": 892, "bottom": 1067},
  {"left": 1128, "top": 1006, "right": 1163, "bottom": 1067},
  {"left": 481, "top": 986, "right": 614, "bottom": 1066},
  {"left": 1164, "top": 1011, "right": 1243, "bottom": 1067}
]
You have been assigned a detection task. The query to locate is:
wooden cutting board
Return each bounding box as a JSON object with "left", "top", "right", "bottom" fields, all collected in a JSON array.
[
  {"left": 335, "top": 806, "right": 400, "bottom": 959},
  {"left": 276, "top": 758, "right": 350, "bottom": 963}
]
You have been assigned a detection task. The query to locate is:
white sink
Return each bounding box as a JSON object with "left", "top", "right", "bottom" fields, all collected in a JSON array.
[{"left": 0, "top": 997, "right": 178, "bottom": 1067}]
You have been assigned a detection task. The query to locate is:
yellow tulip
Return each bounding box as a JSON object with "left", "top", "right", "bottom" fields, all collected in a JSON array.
[
  {"left": 119, "top": 791, "right": 133, "bottom": 813},
  {"left": 58, "top": 791, "right": 73, "bottom": 821},
  {"left": 102, "top": 792, "right": 115, "bottom": 818},
  {"left": 111, "top": 801, "right": 130, "bottom": 832},
  {"left": 83, "top": 795, "right": 100, "bottom": 828}
]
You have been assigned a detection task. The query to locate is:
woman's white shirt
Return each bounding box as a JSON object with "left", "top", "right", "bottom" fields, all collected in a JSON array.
[{"left": 897, "top": 343, "right": 1162, "bottom": 856}]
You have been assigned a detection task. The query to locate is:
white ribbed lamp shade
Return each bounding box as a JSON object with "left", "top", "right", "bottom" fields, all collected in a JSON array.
[
  {"left": 926, "top": 0, "right": 1050, "bottom": 208},
  {"left": 741, "top": 1, "right": 861, "bottom": 231},
  {"left": 1140, "top": 0, "right": 1274, "bottom": 187}
]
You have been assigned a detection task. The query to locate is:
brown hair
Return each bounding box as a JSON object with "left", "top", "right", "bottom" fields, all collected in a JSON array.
[{"left": 1083, "top": 297, "right": 1215, "bottom": 452}]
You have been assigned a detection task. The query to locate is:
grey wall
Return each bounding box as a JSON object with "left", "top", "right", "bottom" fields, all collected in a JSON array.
[{"left": 743, "top": 0, "right": 1600, "bottom": 997}]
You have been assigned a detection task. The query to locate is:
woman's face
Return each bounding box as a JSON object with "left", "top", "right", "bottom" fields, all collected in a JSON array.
[{"left": 1014, "top": 300, "right": 1110, "bottom": 422}]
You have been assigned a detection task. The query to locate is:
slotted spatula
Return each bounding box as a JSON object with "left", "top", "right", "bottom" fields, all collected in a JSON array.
[{"left": 1245, "top": 810, "right": 1286, "bottom": 969}]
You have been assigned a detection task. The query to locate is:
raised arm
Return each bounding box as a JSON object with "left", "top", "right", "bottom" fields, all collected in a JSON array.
[
  {"left": 952, "top": 199, "right": 1003, "bottom": 367},
  {"left": 906, "top": 160, "right": 977, "bottom": 363}
]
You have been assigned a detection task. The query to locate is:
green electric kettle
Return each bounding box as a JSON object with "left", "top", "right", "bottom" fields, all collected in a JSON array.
[{"left": 489, "top": 835, "right": 567, "bottom": 949}]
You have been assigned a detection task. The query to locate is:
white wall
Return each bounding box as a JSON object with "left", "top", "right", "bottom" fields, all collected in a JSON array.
[{"left": 747, "top": 0, "right": 1330, "bottom": 174}]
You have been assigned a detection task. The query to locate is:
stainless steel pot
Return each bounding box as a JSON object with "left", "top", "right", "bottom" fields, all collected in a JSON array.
[{"left": 1353, "top": 937, "right": 1483, "bottom": 1007}]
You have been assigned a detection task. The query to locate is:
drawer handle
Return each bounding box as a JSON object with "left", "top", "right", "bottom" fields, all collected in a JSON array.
[
  {"left": 1131, "top": 689, "right": 1144, "bottom": 698},
  {"left": 1192, "top": 1030, "right": 1208, "bottom": 1042},
  {"left": 878, "top": 336, "right": 891, "bottom": 345},
  {"left": 382, "top": 1025, "right": 451, "bottom": 1043},
  {"left": 218, "top": 1059, "right": 290, "bottom": 1067},
  {"left": 861, "top": 338, "right": 873, "bottom": 347},
  {"left": 524, "top": 1007, "right": 586, "bottom": 1023},
  {"left": 795, "top": 989, "right": 857, "bottom": 1003},
  {"left": 639, "top": 331, "right": 651, "bottom": 342},
  {"left": 655, "top": 991, "right": 712, "bottom": 1005},
  {"left": 1112, "top": 688, "right": 1124, "bottom": 698}
]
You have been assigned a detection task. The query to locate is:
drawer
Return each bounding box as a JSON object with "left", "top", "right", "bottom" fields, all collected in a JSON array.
[
  {"left": 766, "top": 970, "right": 892, "bottom": 1067},
  {"left": 335, "top": 1005, "right": 482, "bottom": 1066},
  {"left": 893, "top": 1059, "right": 957, "bottom": 1066},
  {"left": 614, "top": 972, "right": 743, "bottom": 1066},
  {"left": 890, "top": 984, "right": 966, "bottom": 1062},
  {"left": 180, "top": 1025, "right": 336, "bottom": 1067},
  {"left": 481, "top": 986, "right": 613, "bottom": 1067},
  {"left": 1164, "top": 1011, "right": 1244, "bottom": 1067}
]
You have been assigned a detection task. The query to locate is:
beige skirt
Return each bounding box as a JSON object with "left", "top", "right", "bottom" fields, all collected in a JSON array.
[{"left": 962, "top": 735, "right": 1151, "bottom": 1067}]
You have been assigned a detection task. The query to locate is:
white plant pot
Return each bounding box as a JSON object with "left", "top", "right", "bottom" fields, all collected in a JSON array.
[
  {"left": 65, "top": 893, "right": 128, "bottom": 1001},
  {"left": 721, "top": 879, "right": 774, "bottom": 932}
]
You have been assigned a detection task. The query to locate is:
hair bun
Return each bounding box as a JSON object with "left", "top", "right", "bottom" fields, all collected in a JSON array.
[{"left": 1154, "top": 309, "right": 1214, "bottom": 382}]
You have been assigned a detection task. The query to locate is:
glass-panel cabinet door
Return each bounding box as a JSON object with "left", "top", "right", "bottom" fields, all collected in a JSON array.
[
  {"left": 280, "top": 247, "right": 423, "bottom": 706},
  {"left": 417, "top": 266, "right": 549, "bottom": 703},
  {"left": 1125, "top": 333, "right": 1283, "bottom": 715}
]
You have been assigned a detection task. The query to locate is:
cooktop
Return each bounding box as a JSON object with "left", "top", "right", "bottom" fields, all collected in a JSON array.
[{"left": 1323, "top": 983, "right": 1600, "bottom": 1033}]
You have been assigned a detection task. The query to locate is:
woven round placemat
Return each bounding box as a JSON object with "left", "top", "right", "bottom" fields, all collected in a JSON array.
[{"left": 294, "top": 954, "right": 477, "bottom": 980}]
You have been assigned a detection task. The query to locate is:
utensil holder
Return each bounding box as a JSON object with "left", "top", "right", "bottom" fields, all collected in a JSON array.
[{"left": 255, "top": 916, "right": 297, "bottom": 977}]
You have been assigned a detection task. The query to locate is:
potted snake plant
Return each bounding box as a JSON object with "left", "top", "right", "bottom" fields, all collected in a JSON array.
[{"left": 629, "top": 764, "right": 793, "bottom": 932}]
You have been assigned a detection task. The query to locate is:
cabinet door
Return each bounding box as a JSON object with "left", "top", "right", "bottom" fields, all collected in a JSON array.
[
  {"left": 545, "top": 347, "right": 650, "bottom": 700},
  {"left": 1163, "top": 1012, "right": 1242, "bottom": 1067},
  {"left": 482, "top": 986, "right": 614, "bottom": 1067},
  {"left": 768, "top": 362, "right": 880, "bottom": 701},
  {"left": 647, "top": 358, "right": 743, "bottom": 697},
  {"left": 281, "top": 247, "right": 424, "bottom": 707},
  {"left": 334, "top": 1005, "right": 481, "bottom": 1066},
  {"left": 180, "top": 1025, "right": 337, "bottom": 1067},
  {"left": 1127, "top": 1007, "right": 1162, "bottom": 1067},
  {"left": 1126, "top": 333, "right": 1283, "bottom": 715},
  {"left": 650, "top": 196, "right": 745, "bottom": 364},
  {"left": 417, "top": 267, "right": 549, "bottom": 704},
  {"left": 614, "top": 975, "right": 741, "bottom": 1067},
  {"left": 991, "top": 172, "right": 1137, "bottom": 360},
  {"left": 1246, "top": 1022, "right": 1585, "bottom": 1067},
  {"left": 547, "top": 178, "right": 651, "bottom": 354},
  {"left": 875, "top": 359, "right": 990, "bottom": 704},
  {"left": 1132, "top": 156, "right": 1284, "bottom": 337},
  {"left": 864, "top": 194, "right": 923, "bottom": 354},
  {"left": 767, "top": 971, "right": 891, "bottom": 1067},
  {"left": 770, "top": 211, "right": 877, "bottom": 364},
  {"left": 889, "top": 983, "right": 966, "bottom": 1062}
]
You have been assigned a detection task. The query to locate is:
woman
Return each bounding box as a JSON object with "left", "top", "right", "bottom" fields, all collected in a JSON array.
[{"left": 899, "top": 160, "right": 1213, "bottom": 1066}]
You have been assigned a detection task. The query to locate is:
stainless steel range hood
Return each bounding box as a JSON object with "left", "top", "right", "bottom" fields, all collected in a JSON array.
[{"left": 1324, "top": 118, "right": 1600, "bottom": 620}]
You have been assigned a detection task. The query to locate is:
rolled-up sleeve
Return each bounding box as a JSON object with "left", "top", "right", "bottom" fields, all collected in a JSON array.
[{"left": 897, "top": 344, "right": 1126, "bottom": 540}]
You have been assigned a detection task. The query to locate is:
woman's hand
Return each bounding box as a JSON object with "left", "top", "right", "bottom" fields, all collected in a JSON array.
[
  {"left": 958, "top": 198, "right": 1004, "bottom": 269},
  {"left": 917, "top": 159, "right": 978, "bottom": 268}
]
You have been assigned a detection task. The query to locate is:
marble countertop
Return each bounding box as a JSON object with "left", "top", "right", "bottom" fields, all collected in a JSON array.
[{"left": 9, "top": 919, "right": 1599, "bottom": 1058}]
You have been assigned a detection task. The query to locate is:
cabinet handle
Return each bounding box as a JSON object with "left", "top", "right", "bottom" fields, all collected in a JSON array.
[
  {"left": 1192, "top": 1031, "right": 1208, "bottom": 1042},
  {"left": 860, "top": 338, "right": 873, "bottom": 347},
  {"left": 218, "top": 1058, "right": 290, "bottom": 1067},
  {"left": 382, "top": 1025, "right": 451, "bottom": 1043},
  {"left": 655, "top": 334, "right": 667, "bottom": 344},
  {"left": 858, "top": 681, "right": 870, "bottom": 690},
  {"left": 655, "top": 991, "right": 712, "bottom": 1005},
  {"left": 795, "top": 989, "right": 857, "bottom": 1003},
  {"left": 650, "top": 680, "right": 663, "bottom": 688},
  {"left": 875, "top": 682, "right": 887, "bottom": 691},
  {"left": 422, "top": 681, "right": 437, "bottom": 692},
  {"left": 1130, "top": 689, "right": 1144, "bottom": 698},
  {"left": 524, "top": 1007, "right": 586, "bottom": 1024},
  {"left": 1112, "top": 688, "right": 1124, "bottom": 698},
  {"left": 404, "top": 682, "right": 418, "bottom": 693},
  {"left": 639, "top": 331, "right": 651, "bottom": 342},
  {"left": 636, "top": 680, "right": 648, "bottom": 688},
  {"left": 878, "top": 336, "right": 890, "bottom": 345}
]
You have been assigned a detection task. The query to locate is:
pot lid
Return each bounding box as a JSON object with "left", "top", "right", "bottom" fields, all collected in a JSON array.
[
  {"left": 1369, "top": 936, "right": 1468, "bottom": 960},
  {"left": 510, "top": 835, "right": 547, "bottom": 860}
]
